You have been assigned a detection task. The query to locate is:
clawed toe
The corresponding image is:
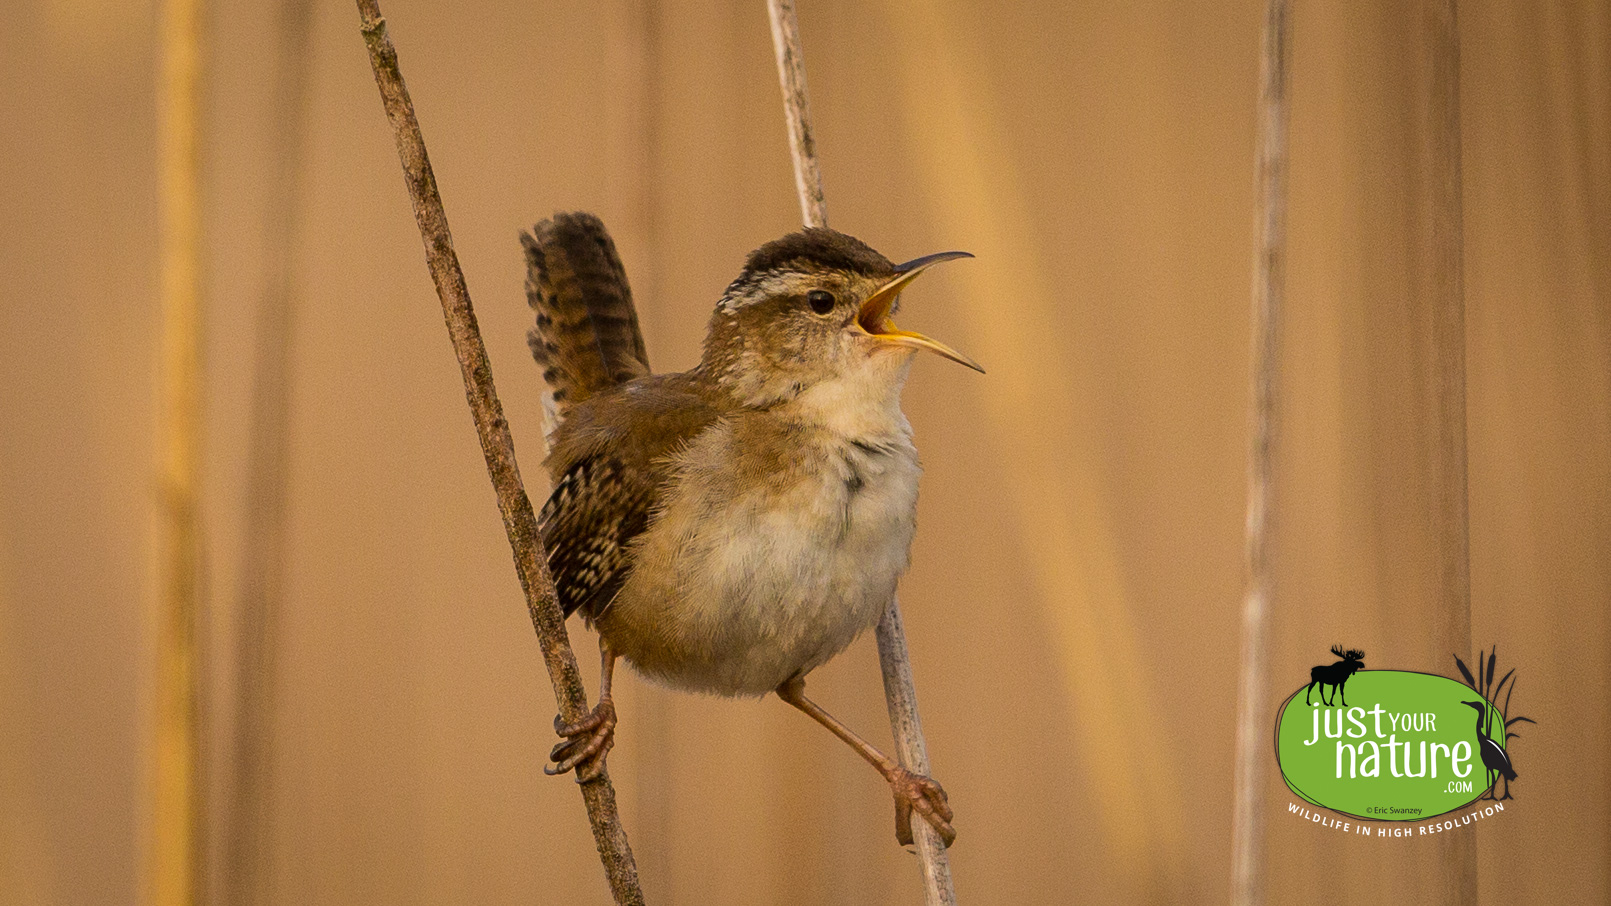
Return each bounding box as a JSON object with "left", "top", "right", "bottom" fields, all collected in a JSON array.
[
  {"left": 889, "top": 768, "right": 956, "bottom": 848},
  {"left": 545, "top": 699, "right": 616, "bottom": 782}
]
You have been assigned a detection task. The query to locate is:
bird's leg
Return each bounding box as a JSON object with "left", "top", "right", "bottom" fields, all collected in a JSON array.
[
  {"left": 775, "top": 675, "right": 955, "bottom": 848},
  {"left": 546, "top": 637, "right": 618, "bottom": 783}
]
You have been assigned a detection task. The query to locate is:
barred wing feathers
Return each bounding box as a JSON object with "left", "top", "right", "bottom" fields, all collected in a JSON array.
[{"left": 539, "top": 456, "right": 657, "bottom": 622}]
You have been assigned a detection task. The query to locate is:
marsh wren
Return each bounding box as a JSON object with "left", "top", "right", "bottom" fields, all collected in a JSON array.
[{"left": 524, "top": 212, "right": 979, "bottom": 847}]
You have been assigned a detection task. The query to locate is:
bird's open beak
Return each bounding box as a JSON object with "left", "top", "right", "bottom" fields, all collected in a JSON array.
[{"left": 856, "top": 251, "right": 984, "bottom": 373}]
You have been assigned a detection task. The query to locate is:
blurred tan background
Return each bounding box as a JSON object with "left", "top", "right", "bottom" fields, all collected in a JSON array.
[{"left": 2, "top": 0, "right": 1607, "bottom": 903}]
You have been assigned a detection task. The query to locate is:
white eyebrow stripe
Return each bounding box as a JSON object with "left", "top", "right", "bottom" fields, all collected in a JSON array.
[{"left": 719, "top": 270, "right": 810, "bottom": 313}]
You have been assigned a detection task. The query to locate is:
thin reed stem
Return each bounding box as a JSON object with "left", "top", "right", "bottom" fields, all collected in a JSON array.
[
  {"left": 766, "top": 0, "right": 828, "bottom": 229},
  {"left": 353, "top": 4, "right": 644, "bottom": 903},
  {"left": 1414, "top": 0, "right": 1476, "bottom": 900},
  {"left": 224, "top": 2, "right": 315, "bottom": 904},
  {"left": 765, "top": 2, "right": 954, "bottom": 903},
  {"left": 155, "top": 0, "right": 205, "bottom": 903},
  {"left": 1230, "top": 2, "right": 1291, "bottom": 904}
]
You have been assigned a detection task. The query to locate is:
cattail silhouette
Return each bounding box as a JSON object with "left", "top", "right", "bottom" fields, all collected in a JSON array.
[{"left": 1453, "top": 647, "right": 1535, "bottom": 801}]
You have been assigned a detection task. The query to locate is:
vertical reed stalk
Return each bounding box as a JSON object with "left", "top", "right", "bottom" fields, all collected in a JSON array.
[
  {"left": 876, "top": 600, "right": 954, "bottom": 906},
  {"left": 155, "top": 1, "right": 205, "bottom": 904},
  {"left": 1230, "top": 3, "right": 1291, "bottom": 904},
  {"left": 223, "top": 2, "right": 315, "bottom": 904},
  {"left": 352, "top": 4, "right": 644, "bottom": 903},
  {"left": 766, "top": 3, "right": 955, "bottom": 903},
  {"left": 1414, "top": 0, "right": 1477, "bottom": 900},
  {"left": 765, "top": 0, "right": 828, "bottom": 229}
]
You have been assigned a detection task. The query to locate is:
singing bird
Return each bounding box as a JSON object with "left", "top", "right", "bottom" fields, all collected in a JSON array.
[{"left": 523, "top": 212, "right": 979, "bottom": 847}]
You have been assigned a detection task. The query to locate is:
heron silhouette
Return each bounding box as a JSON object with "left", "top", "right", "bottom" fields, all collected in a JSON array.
[{"left": 1461, "top": 700, "right": 1517, "bottom": 800}]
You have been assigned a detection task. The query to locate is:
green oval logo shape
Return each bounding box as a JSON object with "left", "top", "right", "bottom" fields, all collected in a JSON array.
[{"left": 1275, "top": 671, "right": 1506, "bottom": 821}]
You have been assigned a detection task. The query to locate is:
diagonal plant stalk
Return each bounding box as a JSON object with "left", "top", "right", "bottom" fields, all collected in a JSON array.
[
  {"left": 766, "top": 2, "right": 955, "bottom": 903},
  {"left": 353, "top": 4, "right": 644, "bottom": 903}
]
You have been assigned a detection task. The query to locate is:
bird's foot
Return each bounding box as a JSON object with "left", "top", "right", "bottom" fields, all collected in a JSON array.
[
  {"left": 545, "top": 698, "right": 616, "bottom": 783},
  {"left": 886, "top": 767, "right": 956, "bottom": 848}
]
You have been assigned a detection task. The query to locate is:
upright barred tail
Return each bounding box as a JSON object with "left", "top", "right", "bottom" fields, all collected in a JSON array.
[{"left": 523, "top": 212, "right": 650, "bottom": 426}]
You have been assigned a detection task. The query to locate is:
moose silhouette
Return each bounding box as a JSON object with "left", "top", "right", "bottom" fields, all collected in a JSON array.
[{"left": 1305, "top": 645, "right": 1365, "bottom": 707}]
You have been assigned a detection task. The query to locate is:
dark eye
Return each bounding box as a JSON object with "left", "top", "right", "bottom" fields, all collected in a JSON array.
[{"left": 806, "top": 289, "right": 836, "bottom": 315}]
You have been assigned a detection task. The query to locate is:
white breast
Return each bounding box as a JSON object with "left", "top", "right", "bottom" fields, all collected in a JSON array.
[{"left": 607, "top": 375, "right": 922, "bottom": 696}]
